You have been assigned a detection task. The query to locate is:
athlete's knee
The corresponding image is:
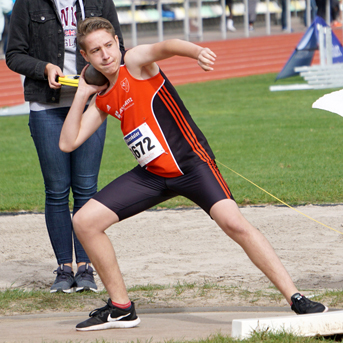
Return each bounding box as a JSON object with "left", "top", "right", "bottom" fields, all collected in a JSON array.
[
  {"left": 211, "top": 200, "right": 253, "bottom": 239},
  {"left": 72, "top": 210, "right": 93, "bottom": 238},
  {"left": 210, "top": 196, "right": 266, "bottom": 250},
  {"left": 221, "top": 217, "right": 251, "bottom": 238}
]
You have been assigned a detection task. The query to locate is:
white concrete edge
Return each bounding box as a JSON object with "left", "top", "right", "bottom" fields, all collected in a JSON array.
[{"left": 232, "top": 310, "right": 343, "bottom": 339}]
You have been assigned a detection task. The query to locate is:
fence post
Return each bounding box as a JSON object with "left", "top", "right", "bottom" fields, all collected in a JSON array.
[
  {"left": 184, "top": 0, "right": 190, "bottom": 41},
  {"left": 131, "top": 0, "right": 137, "bottom": 47},
  {"left": 286, "top": 0, "right": 292, "bottom": 32},
  {"left": 306, "top": 0, "right": 311, "bottom": 27},
  {"left": 197, "top": 0, "right": 203, "bottom": 41},
  {"left": 325, "top": 0, "right": 330, "bottom": 25},
  {"left": 157, "top": 0, "right": 163, "bottom": 42},
  {"left": 220, "top": 0, "right": 227, "bottom": 39},
  {"left": 265, "top": 0, "right": 271, "bottom": 35},
  {"left": 243, "top": 0, "right": 249, "bottom": 37}
]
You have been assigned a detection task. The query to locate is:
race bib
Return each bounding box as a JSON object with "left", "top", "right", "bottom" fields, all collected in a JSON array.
[{"left": 123, "top": 123, "right": 165, "bottom": 167}]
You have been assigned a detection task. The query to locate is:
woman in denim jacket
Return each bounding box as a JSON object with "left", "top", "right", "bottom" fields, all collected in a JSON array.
[{"left": 6, "top": 0, "right": 125, "bottom": 293}]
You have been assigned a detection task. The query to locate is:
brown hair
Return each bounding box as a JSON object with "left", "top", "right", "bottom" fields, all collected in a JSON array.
[{"left": 77, "top": 17, "right": 116, "bottom": 51}]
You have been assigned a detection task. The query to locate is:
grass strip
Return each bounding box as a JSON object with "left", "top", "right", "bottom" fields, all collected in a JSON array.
[{"left": 1, "top": 283, "right": 342, "bottom": 316}]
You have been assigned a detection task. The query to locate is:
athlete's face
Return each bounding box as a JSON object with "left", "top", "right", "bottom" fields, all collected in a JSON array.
[{"left": 81, "top": 29, "right": 121, "bottom": 78}]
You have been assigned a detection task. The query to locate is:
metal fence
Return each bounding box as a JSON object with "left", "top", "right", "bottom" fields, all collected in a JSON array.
[{"left": 120, "top": 0, "right": 327, "bottom": 46}]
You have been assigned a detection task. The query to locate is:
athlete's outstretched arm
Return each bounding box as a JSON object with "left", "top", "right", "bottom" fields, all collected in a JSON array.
[
  {"left": 126, "top": 39, "right": 216, "bottom": 78},
  {"left": 59, "top": 67, "right": 108, "bottom": 153}
]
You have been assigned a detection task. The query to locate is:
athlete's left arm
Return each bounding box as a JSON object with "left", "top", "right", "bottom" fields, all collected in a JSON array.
[{"left": 125, "top": 39, "right": 216, "bottom": 78}]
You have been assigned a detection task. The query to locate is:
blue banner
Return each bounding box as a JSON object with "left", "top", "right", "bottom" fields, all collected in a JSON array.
[{"left": 276, "top": 16, "right": 343, "bottom": 80}]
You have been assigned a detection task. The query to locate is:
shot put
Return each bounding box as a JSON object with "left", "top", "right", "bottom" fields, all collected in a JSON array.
[{"left": 84, "top": 64, "right": 108, "bottom": 86}]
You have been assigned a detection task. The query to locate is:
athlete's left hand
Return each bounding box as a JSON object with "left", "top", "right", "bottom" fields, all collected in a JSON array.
[{"left": 197, "top": 48, "right": 216, "bottom": 71}]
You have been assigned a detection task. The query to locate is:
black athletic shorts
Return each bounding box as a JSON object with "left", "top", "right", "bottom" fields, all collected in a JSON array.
[{"left": 93, "top": 160, "right": 234, "bottom": 221}]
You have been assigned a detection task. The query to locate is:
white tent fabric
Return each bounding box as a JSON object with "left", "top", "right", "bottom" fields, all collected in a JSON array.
[{"left": 312, "top": 89, "right": 343, "bottom": 117}]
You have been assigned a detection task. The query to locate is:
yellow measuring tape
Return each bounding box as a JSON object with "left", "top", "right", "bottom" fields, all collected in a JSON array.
[
  {"left": 216, "top": 160, "right": 343, "bottom": 235},
  {"left": 58, "top": 75, "right": 79, "bottom": 87}
]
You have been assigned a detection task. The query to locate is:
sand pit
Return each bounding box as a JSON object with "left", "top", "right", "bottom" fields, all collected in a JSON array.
[{"left": 1, "top": 204, "right": 343, "bottom": 303}]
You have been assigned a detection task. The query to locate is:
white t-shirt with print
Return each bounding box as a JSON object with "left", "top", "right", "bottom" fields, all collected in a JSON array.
[{"left": 30, "top": 0, "right": 84, "bottom": 110}]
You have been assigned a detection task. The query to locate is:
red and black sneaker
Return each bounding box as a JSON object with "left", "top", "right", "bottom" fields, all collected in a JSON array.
[{"left": 76, "top": 299, "right": 140, "bottom": 331}]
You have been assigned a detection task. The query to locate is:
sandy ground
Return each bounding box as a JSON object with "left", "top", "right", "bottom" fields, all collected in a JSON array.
[{"left": 1, "top": 204, "right": 343, "bottom": 305}]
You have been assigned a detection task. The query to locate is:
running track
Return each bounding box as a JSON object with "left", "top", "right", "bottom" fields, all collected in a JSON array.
[{"left": 1, "top": 30, "right": 341, "bottom": 108}]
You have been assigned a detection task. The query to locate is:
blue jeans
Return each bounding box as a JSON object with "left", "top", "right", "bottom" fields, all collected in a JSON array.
[{"left": 29, "top": 107, "right": 107, "bottom": 265}]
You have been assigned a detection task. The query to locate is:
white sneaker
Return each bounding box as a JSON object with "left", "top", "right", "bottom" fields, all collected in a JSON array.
[{"left": 227, "top": 19, "right": 236, "bottom": 32}]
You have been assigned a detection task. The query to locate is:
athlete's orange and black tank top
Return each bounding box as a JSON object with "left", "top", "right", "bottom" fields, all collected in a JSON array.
[{"left": 96, "top": 61, "right": 215, "bottom": 178}]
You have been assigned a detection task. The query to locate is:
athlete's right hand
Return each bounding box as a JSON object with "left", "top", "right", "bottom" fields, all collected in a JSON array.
[{"left": 77, "top": 65, "right": 108, "bottom": 97}]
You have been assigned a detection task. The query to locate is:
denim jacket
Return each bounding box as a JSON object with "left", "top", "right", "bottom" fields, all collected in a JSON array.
[{"left": 6, "top": 0, "right": 124, "bottom": 103}]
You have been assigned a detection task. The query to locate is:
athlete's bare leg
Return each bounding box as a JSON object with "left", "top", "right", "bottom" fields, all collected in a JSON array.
[
  {"left": 72, "top": 199, "right": 129, "bottom": 304},
  {"left": 210, "top": 199, "right": 298, "bottom": 304}
]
